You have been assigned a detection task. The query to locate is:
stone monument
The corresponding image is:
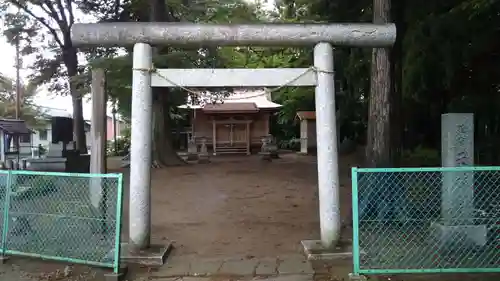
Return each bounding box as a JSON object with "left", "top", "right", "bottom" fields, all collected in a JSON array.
[
  {"left": 26, "top": 142, "right": 67, "bottom": 171},
  {"left": 260, "top": 135, "right": 272, "bottom": 161},
  {"left": 432, "top": 113, "right": 487, "bottom": 249},
  {"left": 186, "top": 137, "right": 198, "bottom": 161},
  {"left": 197, "top": 137, "right": 210, "bottom": 164},
  {"left": 441, "top": 113, "right": 474, "bottom": 224},
  {"left": 268, "top": 135, "right": 279, "bottom": 159}
]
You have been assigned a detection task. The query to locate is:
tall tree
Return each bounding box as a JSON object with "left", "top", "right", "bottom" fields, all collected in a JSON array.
[
  {"left": 0, "top": 73, "right": 47, "bottom": 127},
  {"left": 148, "top": 0, "right": 186, "bottom": 166},
  {"left": 0, "top": 0, "right": 88, "bottom": 153},
  {"left": 365, "top": 0, "right": 392, "bottom": 167},
  {"left": 389, "top": 0, "right": 405, "bottom": 166}
]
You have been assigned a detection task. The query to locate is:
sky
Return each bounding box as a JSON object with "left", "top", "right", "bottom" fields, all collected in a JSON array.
[
  {"left": 0, "top": 36, "right": 90, "bottom": 117},
  {"left": 0, "top": 0, "right": 275, "bottom": 120}
]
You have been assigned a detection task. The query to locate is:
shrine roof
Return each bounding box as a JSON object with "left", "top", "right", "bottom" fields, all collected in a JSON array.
[
  {"left": 203, "top": 102, "right": 259, "bottom": 113},
  {"left": 0, "top": 119, "right": 32, "bottom": 135},
  {"left": 178, "top": 88, "right": 282, "bottom": 109},
  {"left": 296, "top": 111, "right": 316, "bottom": 120}
]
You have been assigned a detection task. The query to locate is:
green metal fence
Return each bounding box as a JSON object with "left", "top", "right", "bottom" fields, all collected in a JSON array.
[
  {"left": 0, "top": 171, "right": 8, "bottom": 257},
  {"left": 0, "top": 170, "right": 124, "bottom": 274},
  {"left": 351, "top": 166, "right": 500, "bottom": 276}
]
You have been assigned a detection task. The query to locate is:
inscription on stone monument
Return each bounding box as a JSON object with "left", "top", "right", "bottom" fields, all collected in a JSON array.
[{"left": 441, "top": 113, "right": 474, "bottom": 225}]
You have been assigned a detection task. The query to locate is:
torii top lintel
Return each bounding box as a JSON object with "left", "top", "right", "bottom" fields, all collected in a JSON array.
[{"left": 71, "top": 22, "right": 396, "bottom": 47}]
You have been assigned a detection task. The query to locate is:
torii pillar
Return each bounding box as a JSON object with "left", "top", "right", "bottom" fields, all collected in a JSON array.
[{"left": 71, "top": 22, "right": 396, "bottom": 263}]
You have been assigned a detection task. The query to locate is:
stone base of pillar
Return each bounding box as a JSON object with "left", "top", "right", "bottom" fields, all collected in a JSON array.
[
  {"left": 301, "top": 240, "right": 361, "bottom": 261},
  {"left": 109, "top": 242, "right": 173, "bottom": 266},
  {"left": 431, "top": 222, "right": 488, "bottom": 249}
]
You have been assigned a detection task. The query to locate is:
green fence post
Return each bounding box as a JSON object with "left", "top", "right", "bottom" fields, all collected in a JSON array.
[
  {"left": 1, "top": 171, "right": 12, "bottom": 257},
  {"left": 113, "top": 174, "right": 124, "bottom": 274},
  {"left": 351, "top": 167, "right": 361, "bottom": 275}
]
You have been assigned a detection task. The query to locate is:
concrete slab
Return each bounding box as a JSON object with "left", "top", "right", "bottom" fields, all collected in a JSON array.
[
  {"left": 431, "top": 222, "right": 488, "bottom": 247},
  {"left": 219, "top": 258, "right": 258, "bottom": 275},
  {"left": 189, "top": 259, "right": 223, "bottom": 276},
  {"left": 120, "top": 242, "right": 173, "bottom": 266},
  {"left": 277, "top": 257, "right": 314, "bottom": 275},
  {"left": 255, "top": 258, "right": 278, "bottom": 275},
  {"left": 301, "top": 240, "right": 358, "bottom": 261}
]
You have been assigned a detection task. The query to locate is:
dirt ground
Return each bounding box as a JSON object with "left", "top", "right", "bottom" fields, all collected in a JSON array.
[
  {"left": 3, "top": 152, "right": 500, "bottom": 281},
  {"left": 119, "top": 152, "right": 356, "bottom": 258},
  {"left": 106, "top": 152, "right": 500, "bottom": 281}
]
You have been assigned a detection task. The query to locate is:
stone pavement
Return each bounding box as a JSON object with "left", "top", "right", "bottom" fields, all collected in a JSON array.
[
  {"left": 148, "top": 255, "right": 314, "bottom": 278},
  {"left": 1, "top": 254, "right": 348, "bottom": 281},
  {"left": 151, "top": 276, "right": 314, "bottom": 281}
]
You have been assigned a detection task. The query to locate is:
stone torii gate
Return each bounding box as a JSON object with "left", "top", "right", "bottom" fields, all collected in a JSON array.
[{"left": 72, "top": 22, "right": 396, "bottom": 261}]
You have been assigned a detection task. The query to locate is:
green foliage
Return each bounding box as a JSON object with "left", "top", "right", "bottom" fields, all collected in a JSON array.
[
  {"left": 301, "top": 0, "right": 500, "bottom": 166},
  {"left": 107, "top": 138, "right": 130, "bottom": 156},
  {"left": 0, "top": 73, "right": 48, "bottom": 128},
  {"left": 63, "top": 0, "right": 500, "bottom": 166},
  {"left": 278, "top": 138, "right": 301, "bottom": 151},
  {"left": 401, "top": 146, "right": 440, "bottom": 167},
  {"left": 106, "top": 126, "right": 130, "bottom": 156},
  {"left": 1, "top": 0, "right": 91, "bottom": 151},
  {"left": 0, "top": 0, "right": 87, "bottom": 96}
]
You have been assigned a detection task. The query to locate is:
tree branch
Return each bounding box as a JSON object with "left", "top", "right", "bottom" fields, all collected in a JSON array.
[
  {"left": 42, "top": 0, "right": 68, "bottom": 32},
  {"left": 54, "top": 0, "right": 69, "bottom": 29},
  {"left": 65, "top": 0, "right": 74, "bottom": 26},
  {"left": 114, "top": 0, "right": 121, "bottom": 20},
  {"left": 8, "top": 0, "right": 64, "bottom": 46},
  {"left": 37, "top": 4, "right": 55, "bottom": 19},
  {"left": 42, "top": 1, "right": 62, "bottom": 23}
]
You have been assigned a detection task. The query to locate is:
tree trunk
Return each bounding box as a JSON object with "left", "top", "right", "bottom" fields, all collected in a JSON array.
[
  {"left": 390, "top": 0, "right": 405, "bottom": 166},
  {"left": 149, "top": 0, "right": 186, "bottom": 166},
  {"left": 64, "top": 46, "right": 87, "bottom": 154},
  {"left": 152, "top": 88, "right": 186, "bottom": 166},
  {"left": 365, "top": 0, "right": 392, "bottom": 168}
]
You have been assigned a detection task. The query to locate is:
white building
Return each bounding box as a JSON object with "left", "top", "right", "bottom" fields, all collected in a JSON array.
[{"left": 28, "top": 107, "right": 91, "bottom": 150}]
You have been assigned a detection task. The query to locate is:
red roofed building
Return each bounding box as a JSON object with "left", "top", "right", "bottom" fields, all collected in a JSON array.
[{"left": 178, "top": 89, "right": 281, "bottom": 155}]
